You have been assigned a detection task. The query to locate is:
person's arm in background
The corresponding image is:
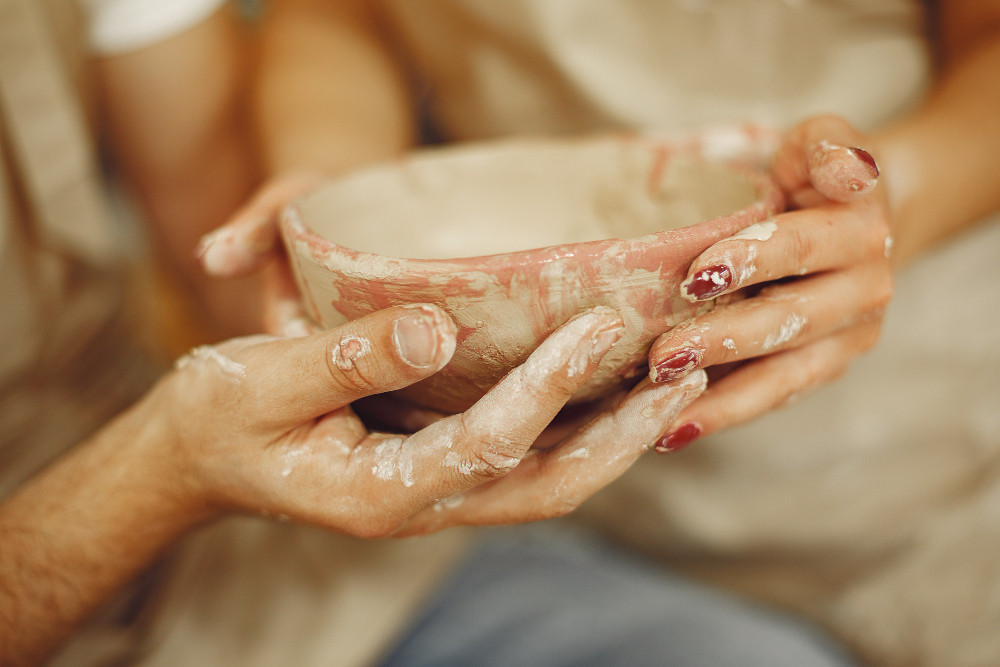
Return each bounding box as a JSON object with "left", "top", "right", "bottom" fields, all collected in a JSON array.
[
  {"left": 877, "top": 0, "right": 1000, "bottom": 263},
  {"left": 255, "top": 0, "right": 414, "bottom": 176},
  {"left": 191, "top": 0, "right": 416, "bottom": 333},
  {"left": 644, "top": 0, "right": 1000, "bottom": 448},
  {"left": 97, "top": 4, "right": 261, "bottom": 340}
]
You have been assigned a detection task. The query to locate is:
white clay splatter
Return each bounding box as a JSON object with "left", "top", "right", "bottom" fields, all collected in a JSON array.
[
  {"left": 332, "top": 335, "right": 372, "bottom": 371},
  {"left": 520, "top": 308, "right": 620, "bottom": 382},
  {"left": 444, "top": 448, "right": 519, "bottom": 477},
  {"left": 281, "top": 444, "right": 312, "bottom": 477},
  {"left": 372, "top": 436, "right": 415, "bottom": 487},
  {"left": 739, "top": 244, "right": 758, "bottom": 284},
  {"left": 433, "top": 494, "right": 465, "bottom": 512},
  {"left": 763, "top": 314, "right": 808, "bottom": 350},
  {"left": 325, "top": 435, "right": 354, "bottom": 457},
  {"left": 681, "top": 265, "right": 731, "bottom": 301},
  {"left": 728, "top": 220, "right": 778, "bottom": 242},
  {"left": 175, "top": 345, "right": 246, "bottom": 382},
  {"left": 560, "top": 447, "right": 591, "bottom": 460},
  {"left": 722, "top": 337, "right": 738, "bottom": 353},
  {"left": 443, "top": 450, "right": 470, "bottom": 475},
  {"left": 884, "top": 235, "right": 894, "bottom": 259}
]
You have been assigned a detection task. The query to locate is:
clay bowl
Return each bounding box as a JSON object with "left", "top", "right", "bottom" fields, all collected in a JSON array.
[{"left": 282, "top": 134, "right": 783, "bottom": 413}]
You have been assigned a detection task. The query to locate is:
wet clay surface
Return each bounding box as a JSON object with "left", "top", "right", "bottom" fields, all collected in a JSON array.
[{"left": 283, "top": 135, "right": 783, "bottom": 412}]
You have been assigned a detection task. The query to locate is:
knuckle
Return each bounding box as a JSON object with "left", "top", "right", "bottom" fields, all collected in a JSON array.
[
  {"left": 788, "top": 225, "right": 815, "bottom": 267},
  {"left": 455, "top": 415, "right": 525, "bottom": 483},
  {"left": 869, "top": 264, "right": 895, "bottom": 310},
  {"left": 528, "top": 370, "right": 578, "bottom": 401},
  {"left": 795, "top": 352, "right": 828, "bottom": 390},
  {"left": 464, "top": 440, "right": 523, "bottom": 483},
  {"left": 862, "top": 222, "right": 891, "bottom": 258},
  {"left": 857, "top": 323, "right": 884, "bottom": 353}
]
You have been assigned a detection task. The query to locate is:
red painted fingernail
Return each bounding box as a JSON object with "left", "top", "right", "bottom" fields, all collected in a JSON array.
[
  {"left": 849, "top": 147, "right": 879, "bottom": 178},
  {"left": 651, "top": 348, "right": 703, "bottom": 383},
  {"left": 682, "top": 264, "right": 732, "bottom": 301},
  {"left": 654, "top": 422, "right": 702, "bottom": 453}
]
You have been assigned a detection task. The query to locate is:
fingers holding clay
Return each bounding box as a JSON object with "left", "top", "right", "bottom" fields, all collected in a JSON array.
[
  {"left": 403, "top": 308, "right": 624, "bottom": 493},
  {"left": 350, "top": 307, "right": 625, "bottom": 534},
  {"left": 680, "top": 197, "right": 890, "bottom": 303},
  {"left": 657, "top": 263, "right": 892, "bottom": 381},
  {"left": 400, "top": 371, "right": 706, "bottom": 535},
  {"left": 653, "top": 320, "right": 882, "bottom": 451},
  {"left": 169, "top": 306, "right": 628, "bottom": 538}
]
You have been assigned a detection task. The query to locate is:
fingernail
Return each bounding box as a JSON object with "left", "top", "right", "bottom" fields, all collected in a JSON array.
[
  {"left": 849, "top": 147, "right": 879, "bottom": 178},
  {"left": 650, "top": 347, "right": 703, "bottom": 383},
  {"left": 195, "top": 229, "right": 233, "bottom": 275},
  {"left": 654, "top": 422, "right": 702, "bottom": 453},
  {"left": 194, "top": 230, "right": 219, "bottom": 263},
  {"left": 194, "top": 234, "right": 212, "bottom": 261},
  {"left": 393, "top": 308, "right": 440, "bottom": 367},
  {"left": 681, "top": 264, "right": 733, "bottom": 301}
]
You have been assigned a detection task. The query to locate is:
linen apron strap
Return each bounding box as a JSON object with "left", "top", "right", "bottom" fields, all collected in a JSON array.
[{"left": 0, "top": 0, "right": 116, "bottom": 264}]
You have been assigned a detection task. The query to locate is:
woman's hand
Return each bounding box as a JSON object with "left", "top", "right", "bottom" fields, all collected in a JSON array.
[
  {"left": 136, "top": 305, "right": 705, "bottom": 537},
  {"left": 646, "top": 116, "right": 893, "bottom": 451}
]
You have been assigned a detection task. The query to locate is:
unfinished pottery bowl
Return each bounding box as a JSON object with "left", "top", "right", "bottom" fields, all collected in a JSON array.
[{"left": 282, "top": 134, "right": 783, "bottom": 413}]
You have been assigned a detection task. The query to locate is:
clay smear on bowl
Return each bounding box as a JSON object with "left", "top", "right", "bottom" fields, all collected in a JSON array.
[
  {"left": 296, "top": 140, "right": 764, "bottom": 260},
  {"left": 284, "top": 136, "right": 783, "bottom": 412}
]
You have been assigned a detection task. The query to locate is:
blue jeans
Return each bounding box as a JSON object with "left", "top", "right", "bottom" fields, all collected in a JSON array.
[{"left": 379, "top": 525, "right": 855, "bottom": 667}]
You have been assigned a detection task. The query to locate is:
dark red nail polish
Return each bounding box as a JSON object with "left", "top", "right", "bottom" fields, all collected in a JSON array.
[
  {"left": 849, "top": 147, "right": 879, "bottom": 178},
  {"left": 682, "top": 264, "right": 732, "bottom": 301},
  {"left": 654, "top": 422, "right": 702, "bottom": 453},
  {"left": 652, "top": 348, "right": 702, "bottom": 383}
]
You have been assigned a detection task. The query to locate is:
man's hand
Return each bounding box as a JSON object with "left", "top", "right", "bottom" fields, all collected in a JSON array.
[
  {"left": 1, "top": 304, "right": 703, "bottom": 665},
  {"left": 147, "top": 304, "right": 705, "bottom": 535}
]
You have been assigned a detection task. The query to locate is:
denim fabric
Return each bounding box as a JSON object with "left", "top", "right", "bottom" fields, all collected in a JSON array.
[{"left": 379, "top": 525, "right": 855, "bottom": 667}]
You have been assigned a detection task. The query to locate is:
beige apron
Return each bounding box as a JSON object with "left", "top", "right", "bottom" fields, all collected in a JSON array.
[
  {"left": 0, "top": 0, "right": 133, "bottom": 496},
  {"left": 377, "top": 1, "right": 1000, "bottom": 665}
]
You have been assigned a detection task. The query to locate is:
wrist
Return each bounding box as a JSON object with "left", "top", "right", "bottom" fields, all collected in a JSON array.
[{"left": 107, "top": 392, "right": 220, "bottom": 534}]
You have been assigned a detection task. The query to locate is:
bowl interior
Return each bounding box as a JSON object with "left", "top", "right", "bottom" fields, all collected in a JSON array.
[{"left": 296, "top": 139, "right": 763, "bottom": 259}]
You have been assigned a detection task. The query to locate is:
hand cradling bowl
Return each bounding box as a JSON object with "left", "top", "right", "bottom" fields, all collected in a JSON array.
[{"left": 282, "top": 134, "right": 783, "bottom": 413}]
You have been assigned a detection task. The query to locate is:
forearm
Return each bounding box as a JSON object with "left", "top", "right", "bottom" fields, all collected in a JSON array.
[
  {"left": 874, "top": 11, "right": 1000, "bottom": 265},
  {"left": 98, "top": 7, "right": 262, "bottom": 339},
  {"left": 0, "top": 407, "right": 205, "bottom": 666},
  {"left": 255, "top": 0, "right": 415, "bottom": 178}
]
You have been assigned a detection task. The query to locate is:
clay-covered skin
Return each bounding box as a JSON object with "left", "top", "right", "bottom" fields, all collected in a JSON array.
[{"left": 283, "top": 134, "right": 783, "bottom": 412}]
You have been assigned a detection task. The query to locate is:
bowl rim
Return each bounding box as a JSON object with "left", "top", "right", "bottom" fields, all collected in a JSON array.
[{"left": 280, "top": 134, "right": 784, "bottom": 280}]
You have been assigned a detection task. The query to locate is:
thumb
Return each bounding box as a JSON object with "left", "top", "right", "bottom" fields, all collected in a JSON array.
[
  {"left": 772, "top": 115, "right": 880, "bottom": 205},
  {"left": 196, "top": 172, "right": 326, "bottom": 278},
  {"left": 240, "top": 304, "right": 456, "bottom": 426}
]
